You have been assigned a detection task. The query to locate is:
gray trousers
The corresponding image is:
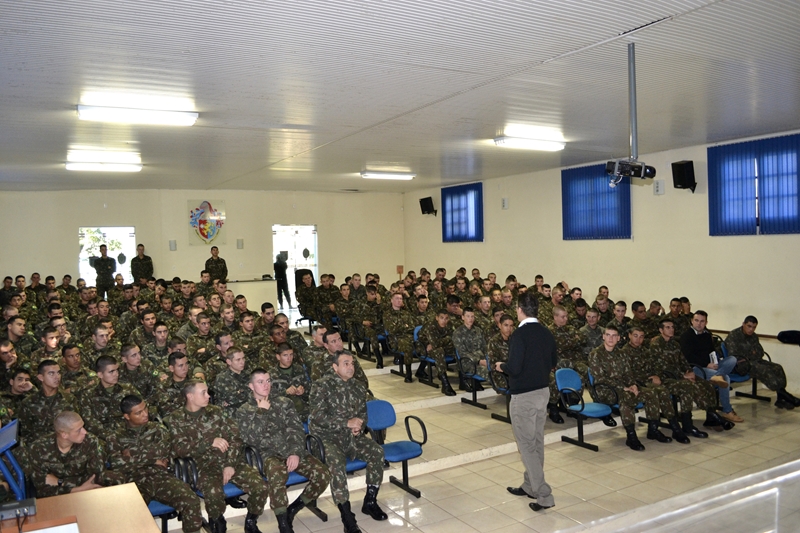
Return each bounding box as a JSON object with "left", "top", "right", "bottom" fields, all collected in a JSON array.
[{"left": 510, "top": 387, "right": 554, "bottom": 507}]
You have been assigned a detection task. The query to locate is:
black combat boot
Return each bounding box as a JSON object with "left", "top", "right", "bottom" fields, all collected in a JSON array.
[
  {"left": 681, "top": 411, "right": 707, "bottom": 438},
  {"left": 415, "top": 361, "right": 428, "bottom": 378},
  {"left": 625, "top": 424, "right": 646, "bottom": 451},
  {"left": 703, "top": 410, "right": 734, "bottom": 431},
  {"left": 286, "top": 496, "right": 306, "bottom": 525},
  {"left": 667, "top": 418, "right": 691, "bottom": 444},
  {"left": 208, "top": 515, "right": 227, "bottom": 533},
  {"left": 276, "top": 513, "right": 294, "bottom": 533},
  {"left": 548, "top": 403, "right": 564, "bottom": 424},
  {"left": 404, "top": 363, "right": 413, "bottom": 383},
  {"left": 244, "top": 513, "right": 263, "bottom": 533},
  {"left": 776, "top": 389, "right": 797, "bottom": 410},
  {"left": 646, "top": 421, "right": 672, "bottom": 443},
  {"left": 373, "top": 342, "right": 384, "bottom": 369},
  {"left": 601, "top": 415, "right": 617, "bottom": 427},
  {"left": 440, "top": 373, "right": 456, "bottom": 396},
  {"left": 338, "top": 501, "right": 362, "bottom": 533},
  {"left": 361, "top": 485, "right": 388, "bottom": 521}
]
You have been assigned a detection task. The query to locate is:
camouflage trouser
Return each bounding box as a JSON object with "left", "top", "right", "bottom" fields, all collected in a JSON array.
[
  {"left": 394, "top": 336, "right": 414, "bottom": 366},
  {"left": 750, "top": 360, "right": 787, "bottom": 391},
  {"left": 197, "top": 462, "right": 269, "bottom": 518},
  {"left": 319, "top": 309, "right": 335, "bottom": 329},
  {"left": 138, "top": 472, "right": 204, "bottom": 533},
  {"left": 263, "top": 454, "right": 330, "bottom": 515},
  {"left": 593, "top": 384, "right": 675, "bottom": 426},
  {"left": 663, "top": 378, "right": 716, "bottom": 413},
  {"left": 323, "top": 433, "right": 384, "bottom": 505},
  {"left": 426, "top": 347, "right": 455, "bottom": 375},
  {"left": 459, "top": 354, "right": 489, "bottom": 380},
  {"left": 362, "top": 326, "right": 381, "bottom": 356}
]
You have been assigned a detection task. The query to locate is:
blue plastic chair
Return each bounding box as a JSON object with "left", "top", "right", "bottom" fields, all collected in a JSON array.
[
  {"left": 416, "top": 326, "right": 456, "bottom": 389},
  {"left": 366, "top": 399, "right": 426, "bottom": 498},
  {"left": 485, "top": 353, "right": 511, "bottom": 424},
  {"left": 556, "top": 368, "right": 613, "bottom": 452},
  {"left": 720, "top": 341, "right": 770, "bottom": 403}
]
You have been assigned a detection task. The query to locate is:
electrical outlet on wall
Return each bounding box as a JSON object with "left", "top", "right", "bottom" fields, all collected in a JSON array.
[{"left": 653, "top": 179, "right": 665, "bottom": 195}]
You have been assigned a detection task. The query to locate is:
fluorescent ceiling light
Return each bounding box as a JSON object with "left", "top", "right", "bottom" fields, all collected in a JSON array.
[
  {"left": 77, "top": 105, "right": 198, "bottom": 126},
  {"left": 361, "top": 171, "right": 415, "bottom": 180},
  {"left": 503, "top": 124, "right": 565, "bottom": 142},
  {"left": 493, "top": 136, "right": 565, "bottom": 151},
  {"left": 66, "top": 150, "right": 142, "bottom": 172}
]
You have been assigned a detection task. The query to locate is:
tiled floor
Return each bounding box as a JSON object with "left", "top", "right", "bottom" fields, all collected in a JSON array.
[{"left": 185, "top": 323, "right": 800, "bottom": 532}]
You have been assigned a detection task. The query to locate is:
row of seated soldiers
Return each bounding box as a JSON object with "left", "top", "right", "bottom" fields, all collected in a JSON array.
[{"left": 10, "top": 349, "right": 387, "bottom": 533}]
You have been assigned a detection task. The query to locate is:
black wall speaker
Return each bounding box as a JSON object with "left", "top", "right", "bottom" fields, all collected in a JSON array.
[
  {"left": 419, "top": 197, "right": 436, "bottom": 215},
  {"left": 671, "top": 160, "right": 697, "bottom": 193}
]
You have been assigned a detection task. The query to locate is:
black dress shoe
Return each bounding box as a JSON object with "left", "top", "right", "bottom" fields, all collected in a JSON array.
[
  {"left": 529, "top": 502, "right": 554, "bottom": 512},
  {"left": 548, "top": 409, "right": 564, "bottom": 424},
  {"left": 506, "top": 487, "right": 534, "bottom": 499}
]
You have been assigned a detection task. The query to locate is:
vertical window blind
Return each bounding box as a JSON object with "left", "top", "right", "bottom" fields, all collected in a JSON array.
[
  {"left": 442, "top": 182, "right": 483, "bottom": 242},
  {"left": 561, "top": 164, "right": 631, "bottom": 240}
]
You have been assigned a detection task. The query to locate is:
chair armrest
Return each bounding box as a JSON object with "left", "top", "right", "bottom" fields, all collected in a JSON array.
[
  {"left": 403, "top": 415, "right": 427, "bottom": 446},
  {"left": 764, "top": 351, "right": 772, "bottom": 362},
  {"left": 182, "top": 457, "right": 199, "bottom": 490},
  {"left": 305, "top": 434, "right": 326, "bottom": 464},
  {"left": 244, "top": 446, "right": 264, "bottom": 476},
  {"left": 590, "top": 382, "right": 620, "bottom": 405},
  {"left": 172, "top": 458, "right": 185, "bottom": 482},
  {"left": 559, "top": 387, "right": 585, "bottom": 412}
]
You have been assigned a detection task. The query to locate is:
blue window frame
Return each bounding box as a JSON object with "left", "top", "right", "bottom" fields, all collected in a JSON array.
[
  {"left": 442, "top": 183, "right": 483, "bottom": 242},
  {"left": 561, "top": 164, "right": 631, "bottom": 240},
  {"left": 708, "top": 133, "right": 800, "bottom": 235}
]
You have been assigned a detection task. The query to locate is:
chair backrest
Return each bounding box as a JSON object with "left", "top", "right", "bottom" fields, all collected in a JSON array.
[
  {"left": 413, "top": 325, "right": 423, "bottom": 341},
  {"left": 719, "top": 341, "right": 729, "bottom": 359},
  {"left": 587, "top": 368, "right": 596, "bottom": 385},
  {"left": 366, "top": 399, "right": 396, "bottom": 431},
  {"left": 555, "top": 368, "right": 583, "bottom": 393}
]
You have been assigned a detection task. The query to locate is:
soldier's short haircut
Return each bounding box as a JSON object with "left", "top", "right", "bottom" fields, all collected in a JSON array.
[
  {"left": 333, "top": 350, "right": 353, "bottom": 365},
  {"left": 680, "top": 296, "right": 690, "bottom": 304},
  {"left": 169, "top": 339, "right": 187, "bottom": 353},
  {"left": 99, "top": 318, "right": 114, "bottom": 327},
  {"left": 154, "top": 321, "right": 168, "bottom": 331},
  {"left": 694, "top": 310, "right": 708, "bottom": 319},
  {"left": 436, "top": 309, "right": 448, "bottom": 317},
  {"left": 40, "top": 326, "right": 58, "bottom": 338},
  {"left": 570, "top": 287, "right": 582, "bottom": 295},
  {"left": 615, "top": 301, "right": 628, "bottom": 309},
  {"left": 14, "top": 275, "right": 24, "bottom": 282},
  {"left": 649, "top": 300, "right": 662, "bottom": 308},
  {"left": 462, "top": 306, "right": 475, "bottom": 314},
  {"left": 234, "top": 294, "right": 246, "bottom": 303},
  {"left": 47, "top": 303, "right": 63, "bottom": 313},
  {"left": 63, "top": 275, "right": 72, "bottom": 281},
  {"left": 61, "top": 343, "right": 79, "bottom": 356},
  {"left": 670, "top": 297, "right": 682, "bottom": 305},
  {"left": 95, "top": 355, "right": 118, "bottom": 373},
  {"left": 200, "top": 269, "right": 209, "bottom": 276},
  {"left": 123, "top": 284, "right": 134, "bottom": 291},
  {"left": 446, "top": 295, "right": 461, "bottom": 306},
  {"left": 196, "top": 313, "right": 210, "bottom": 323},
  {"left": 10, "top": 366, "right": 31, "bottom": 380},
  {"left": 552, "top": 305, "right": 566, "bottom": 316},
  {"left": 45, "top": 275, "right": 55, "bottom": 283},
  {"left": 172, "top": 302, "right": 184, "bottom": 310},
  {"left": 658, "top": 317, "right": 674, "bottom": 329},
  {"left": 37, "top": 359, "right": 59, "bottom": 375},
  {"left": 261, "top": 302, "right": 275, "bottom": 312},
  {"left": 276, "top": 342, "right": 292, "bottom": 354},
  {"left": 156, "top": 280, "right": 169, "bottom": 289},
  {"left": 182, "top": 379, "right": 206, "bottom": 399},
  {"left": 214, "top": 331, "right": 232, "bottom": 346},
  {"left": 550, "top": 287, "right": 564, "bottom": 297},
  {"left": 604, "top": 324, "right": 620, "bottom": 334},
  {"left": 269, "top": 324, "right": 284, "bottom": 336},
  {"left": 631, "top": 301, "right": 645, "bottom": 312},
  {"left": 2, "top": 305, "right": 16, "bottom": 316},
  {"left": 139, "top": 309, "right": 156, "bottom": 321},
  {"left": 121, "top": 344, "right": 139, "bottom": 358},
  {"left": 275, "top": 313, "right": 288, "bottom": 322},
  {"left": 93, "top": 325, "right": 109, "bottom": 337},
  {"left": 499, "top": 314, "right": 515, "bottom": 324},
  {"left": 575, "top": 298, "right": 587, "bottom": 308},
  {"left": 220, "top": 304, "right": 234, "bottom": 313},
  {"left": 362, "top": 285, "right": 376, "bottom": 295},
  {"left": 505, "top": 275, "right": 516, "bottom": 284},
  {"left": 54, "top": 411, "right": 82, "bottom": 433},
  {"left": 629, "top": 326, "right": 644, "bottom": 335},
  {"left": 168, "top": 351, "right": 187, "bottom": 367},
  {"left": 249, "top": 368, "right": 269, "bottom": 382},
  {"left": 312, "top": 325, "right": 326, "bottom": 335},
  {"left": 744, "top": 315, "right": 758, "bottom": 324},
  {"left": 160, "top": 295, "right": 172, "bottom": 303},
  {"left": 492, "top": 307, "right": 505, "bottom": 316},
  {"left": 586, "top": 308, "right": 599, "bottom": 316},
  {"left": 239, "top": 311, "right": 254, "bottom": 322},
  {"left": 595, "top": 295, "right": 607, "bottom": 303},
  {"left": 416, "top": 294, "right": 428, "bottom": 302},
  {"left": 542, "top": 284, "right": 551, "bottom": 289},
  {"left": 226, "top": 345, "right": 244, "bottom": 360},
  {"left": 7, "top": 316, "right": 25, "bottom": 326},
  {"left": 322, "top": 328, "right": 341, "bottom": 344},
  {"left": 340, "top": 283, "right": 349, "bottom": 290},
  {"left": 517, "top": 291, "right": 539, "bottom": 319},
  {"left": 120, "top": 394, "right": 144, "bottom": 415}
]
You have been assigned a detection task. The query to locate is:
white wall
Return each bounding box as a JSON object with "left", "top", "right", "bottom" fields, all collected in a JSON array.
[
  {"left": 0, "top": 189, "right": 405, "bottom": 284},
  {"left": 403, "top": 143, "right": 800, "bottom": 333}
]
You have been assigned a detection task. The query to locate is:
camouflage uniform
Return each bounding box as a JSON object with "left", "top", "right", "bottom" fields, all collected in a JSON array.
[
  {"left": 214, "top": 368, "right": 251, "bottom": 416},
  {"left": 537, "top": 300, "right": 555, "bottom": 329},
  {"left": 60, "top": 367, "right": 98, "bottom": 396},
  {"left": 166, "top": 404, "right": 268, "bottom": 519},
  {"left": 105, "top": 421, "right": 204, "bottom": 533},
  {"left": 630, "top": 316, "right": 659, "bottom": 341},
  {"left": 384, "top": 308, "right": 416, "bottom": 365},
  {"left": 335, "top": 298, "right": 355, "bottom": 335},
  {"left": 77, "top": 382, "right": 140, "bottom": 441},
  {"left": 550, "top": 323, "right": 589, "bottom": 380},
  {"left": 649, "top": 335, "right": 717, "bottom": 413},
  {"left": 236, "top": 397, "right": 330, "bottom": 514},
  {"left": 128, "top": 327, "right": 156, "bottom": 353},
  {"left": 452, "top": 325, "right": 488, "bottom": 379},
  {"left": 296, "top": 284, "right": 317, "bottom": 321},
  {"left": 94, "top": 255, "right": 117, "bottom": 297},
  {"left": 302, "top": 345, "right": 329, "bottom": 382},
  {"left": 130, "top": 254, "right": 154, "bottom": 283},
  {"left": 286, "top": 331, "right": 308, "bottom": 364},
  {"left": 23, "top": 432, "right": 105, "bottom": 498},
  {"left": 725, "top": 327, "right": 786, "bottom": 391},
  {"left": 597, "top": 308, "right": 614, "bottom": 327},
  {"left": 579, "top": 324, "right": 604, "bottom": 357},
  {"left": 10, "top": 333, "right": 39, "bottom": 360},
  {"left": 486, "top": 333, "right": 509, "bottom": 391},
  {"left": 310, "top": 352, "right": 370, "bottom": 393},
  {"left": 309, "top": 375, "right": 384, "bottom": 505},
  {"left": 17, "top": 388, "right": 78, "bottom": 443},
  {"left": 141, "top": 342, "right": 170, "bottom": 373},
  {"left": 186, "top": 332, "right": 216, "bottom": 366},
  {"left": 418, "top": 321, "right": 455, "bottom": 373},
  {"left": 204, "top": 257, "right": 228, "bottom": 283},
  {"left": 588, "top": 344, "right": 675, "bottom": 426},
  {"left": 159, "top": 378, "right": 188, "bottom": 418},
  {"left": 606, "top": 318, "right": 630, "bottom": 347},
  {"left": 231, "top": 330, "right": 265, "bottom": 362},
  {"left": 667, "top": 313, "right": 691, "bottom": 338},
  {"left": 352, "top": 299, "right": 383, "bottom": 357},
  {"left": 175, "top": 321, "right": 198, "bottom": 343},
  {"left": 1, "top": 390, "right": 33, "bottom": 418},
  {"left": 119, "top": 360, "right": 163, "bottom": 403},
  {"left": 29, "top": 348, "right": 62, "bottom": 371},
  {"left": 271, "top": 362, "right": 311, "bottom": 419},
  {"left": 204, "top": 353, "right": 234, "bottom": 388}
]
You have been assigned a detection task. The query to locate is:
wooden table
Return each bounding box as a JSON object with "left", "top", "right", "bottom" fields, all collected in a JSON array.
[{"left": 2, "top": 484, "right": 159, "bottom": 533}]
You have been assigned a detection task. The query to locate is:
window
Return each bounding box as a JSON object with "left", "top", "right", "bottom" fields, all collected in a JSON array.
[
  {"left": 708, "top": 133, "right": 800, "bottom": 235},
  {"left": 561, "top": 164, "right": 631, "bottom": 240},
  {"left": 442, "top": 182, "right": 483, "bottom": 242}
]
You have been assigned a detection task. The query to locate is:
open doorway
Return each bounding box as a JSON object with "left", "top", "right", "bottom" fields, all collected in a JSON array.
[
  {"left": 272, "top": 225, "right": 318, "bottom": 303},
  {"left": 79, "top": 227, "right": 137, "bottom": 284}
]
